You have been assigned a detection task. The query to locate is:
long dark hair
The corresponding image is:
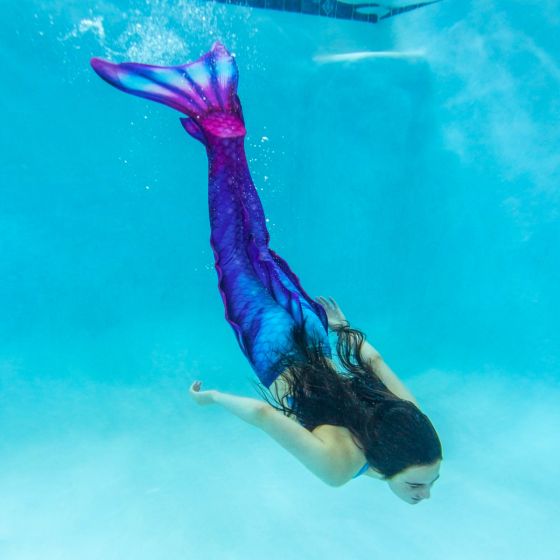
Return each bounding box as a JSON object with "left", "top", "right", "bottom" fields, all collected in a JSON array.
[{"left": 255, "top": 322, "right": 443, "bottom": 479}]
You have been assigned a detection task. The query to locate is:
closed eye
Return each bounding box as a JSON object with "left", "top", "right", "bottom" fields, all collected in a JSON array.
[{"left": 407, "top": 477, "right": 439, "bottom": 489}]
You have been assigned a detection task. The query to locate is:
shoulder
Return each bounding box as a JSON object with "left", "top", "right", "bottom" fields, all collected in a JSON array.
[
  {"left": 311, "top": 424, "right": 360, "bottom": 453},
  {"left": 312, "top": 423, "right": 353, "bottom": 441},
  {"left": 311, "top": 423, "right": 368, "bottom": 483},
  {"left": 258, "top": 408, "right": 360, "bottom": 486}
]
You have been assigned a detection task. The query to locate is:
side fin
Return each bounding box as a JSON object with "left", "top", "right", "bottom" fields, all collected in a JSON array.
[
  {"left": 269, "top": 249, "right": 329, "bottom": 333},
  {"left": 180, "top": 117, "right": 206, "bottom": 144}
]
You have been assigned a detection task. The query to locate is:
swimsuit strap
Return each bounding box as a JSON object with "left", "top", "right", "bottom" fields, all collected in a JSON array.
[{"left": 352, "top": 461, "right": 370, "bottom": 479}]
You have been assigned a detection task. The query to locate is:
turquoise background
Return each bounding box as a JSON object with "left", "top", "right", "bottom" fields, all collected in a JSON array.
[{"left": 1, "top": 1, "right": 558, "bottom": 558}]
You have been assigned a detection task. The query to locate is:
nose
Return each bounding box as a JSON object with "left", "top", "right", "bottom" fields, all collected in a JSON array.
[{"left": 418, "top": 487, "right": 431, "bottom": 500}]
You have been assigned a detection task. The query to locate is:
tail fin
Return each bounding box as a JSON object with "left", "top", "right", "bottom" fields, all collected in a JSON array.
[{"left": 90, "top": 42, "right": 245, "bottom": 143}]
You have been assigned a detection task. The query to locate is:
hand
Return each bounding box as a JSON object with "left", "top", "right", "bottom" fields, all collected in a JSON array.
[
  {"left": 189, "top": 380, "right": 217, "bottom": 406},
  {"left": 315, "top": 296, "right": 349, "bottom": 330}
]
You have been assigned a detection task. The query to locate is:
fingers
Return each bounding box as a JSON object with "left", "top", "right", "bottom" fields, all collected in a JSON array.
[
  {"left": 190, "top": 380, "right": 202, "bottom": 393},
  {"left": 315, "top": 295, "right": 338, "bottom": 310}
]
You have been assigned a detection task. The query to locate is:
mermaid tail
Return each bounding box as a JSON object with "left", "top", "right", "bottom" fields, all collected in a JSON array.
[
  {"left": 90, "top": 43, "right": 246, "bottom": 141},
  {"left": 91, "top": 43, "right": 330, "bottom": 387}
]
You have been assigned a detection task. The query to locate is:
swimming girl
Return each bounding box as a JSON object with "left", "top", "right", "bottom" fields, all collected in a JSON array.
[{"left": 90, "top": 42, "right": 442, "bottom": 504}]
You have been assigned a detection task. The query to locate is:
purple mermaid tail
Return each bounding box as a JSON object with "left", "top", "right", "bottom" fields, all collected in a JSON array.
[{"left": 90, "top": 42, "right": 331, "bottom": 387}]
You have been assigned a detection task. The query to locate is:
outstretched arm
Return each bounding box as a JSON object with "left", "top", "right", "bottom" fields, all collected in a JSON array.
[
  {"left": 316, "top": 296, "right": 419, "bottom": 406},
  {"left": 189, "top": 381, "right": 354, "bottom": 486},
  {"left": 189, "top": 381, "right": 265, "bottom": 426},
  {"left": 358, "top": 340, "right": 418, "bottom": 406}
]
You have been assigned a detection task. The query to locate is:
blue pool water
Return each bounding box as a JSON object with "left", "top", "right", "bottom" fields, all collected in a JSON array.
[{"left": 1, "top": 1, "right": 559, "bottom": 558}]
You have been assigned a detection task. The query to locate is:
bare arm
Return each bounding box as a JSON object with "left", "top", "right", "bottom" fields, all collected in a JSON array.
[
  {"left": 316, "top": 296, "right": 419, "bottom": 406},
  {"left": 189, "top": 381, "right": 354, "bottom": 486},
  {"left": 256, "top": 406, "right": 355, "bottom": 486},
  {"left": 358, "top": 339, "right": 418, "bottom": 406},
  {"left": 211, "top": 389, "right": 267, "bottom": 427}
]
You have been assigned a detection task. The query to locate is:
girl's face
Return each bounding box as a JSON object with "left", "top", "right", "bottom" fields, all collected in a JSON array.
[{"left": 387, "top": 461, "right": 441, "bottom": 505}]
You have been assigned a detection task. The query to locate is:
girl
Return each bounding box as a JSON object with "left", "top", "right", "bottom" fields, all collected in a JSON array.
[{"left": 91, "top": 42, "right": 442, "bottom": 503}]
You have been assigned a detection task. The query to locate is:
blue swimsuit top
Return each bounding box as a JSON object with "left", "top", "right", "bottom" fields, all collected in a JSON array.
[
  {"left": 285, "top": 396, "right": 369, "bottom": 479},
  {"left": 352, "top": 461, "right": 370, "bottom": 478}
]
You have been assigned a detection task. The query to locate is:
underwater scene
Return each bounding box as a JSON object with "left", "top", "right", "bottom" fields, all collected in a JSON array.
[{"left": 1, "top": 1, "right": 559, "bottom": 558}]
